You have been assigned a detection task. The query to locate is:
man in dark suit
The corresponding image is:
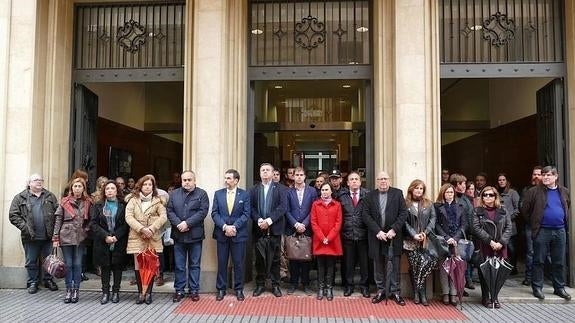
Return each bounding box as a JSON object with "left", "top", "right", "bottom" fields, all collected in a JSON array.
[
  {"left": 362, "top": 171, "right": 408, "bottom": 305},
  {"left": 250, "top": 163, "right": 287, "bottom": 297},
  {"left": 167, "top": 170, "right": 209, "bottom": 303},
  {"left": 211, "top": 169, "right": 251, "bottom": 301},
  {"left": 285, "top": 167, "right": 317, "bottom": 295},
  {"left": 340, "top": 171, "right": 370, "bottom": 298}
]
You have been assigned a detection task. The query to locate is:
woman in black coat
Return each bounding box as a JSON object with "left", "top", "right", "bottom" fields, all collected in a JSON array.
[
  {"left": 90, "top": 180, "right": 129, "bottom": 304},
  {"left": 472, "top": 186, "right": 511, "bottom": 309},
  {"left": 434, "top": 183, "right": 466, "bottom": 306}
]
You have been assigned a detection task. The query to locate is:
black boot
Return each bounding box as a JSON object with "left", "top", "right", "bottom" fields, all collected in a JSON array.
[
  {"left": 134, "top": 271, "right": 144, "bottom": 305},
  {"left": 111, "top": 292, "right": 120, "bottom": 303},
  {"left": 413, "top": 288, "right": 420, "bottom": 304},
  {"left": 419, "top": 287, "right": 429, "bottom": 306},
  {"left": 317, "top": 283, "right": 325, "bottom": 300},
  {"left": 326, "top": 285, "right": 334, "bottom": 301},
  {"left": 71, "top": 288, "right": 79, "bottom": 303},
  {"left": 144, "top": 276, "right": 154, "bottom": 305},
  {"left": 64, "top": 288, "right": 72, "bottom": 304},
  {"left": 100, "top": 292, "right": 110, "bottom": 305}
]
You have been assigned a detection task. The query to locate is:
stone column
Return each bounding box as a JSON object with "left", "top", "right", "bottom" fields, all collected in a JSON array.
[
  {"left": 185, "top": 0, "right": 247, "bottom": 292},
  {"left": 563, "top": 0, "right": 575, "bottom": 285},
  {"left": 0, "top": 0, "right": 73, "bottom": 288},
  {"left": 392, "top": 0, "right": 441, "bottom": 192},
  {"left": 0, "top": 0, "right": 40, "bottom": 287}
]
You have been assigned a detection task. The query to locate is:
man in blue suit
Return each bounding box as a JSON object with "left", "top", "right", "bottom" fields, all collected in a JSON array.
[
  {"left": 211, "top": 169, "right": 251, "bottom": 301},
  {"left": 167, "top": 170, "right": 209, "bottom": 303},
  {"left": 285, "top": 167, "right": 317, "bottom": 295},
  {"left": 250, "top": 163, "right": 287, "bottom": 297}
]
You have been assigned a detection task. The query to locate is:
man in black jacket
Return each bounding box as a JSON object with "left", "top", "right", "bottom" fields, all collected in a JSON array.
[
  {"left": 250, "top": 163, "right": 287, "bottom": 297},
  {"left": 9, "top": 174, "right": 59, "bottom": 294},
  {"left": 362, "top": 171, "right": 408, "bottom": 305},
  {"left": 521, "top": 166, "right": 571, "bottom": 301},
  {"left": 340, "top": 171, "right": 370, "bottom": 298}
]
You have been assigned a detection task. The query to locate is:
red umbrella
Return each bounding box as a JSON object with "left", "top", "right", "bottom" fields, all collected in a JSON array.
[
  {"left": 442, "top": 249, "right": 467, "bottom": 308},
  {"left": 137, "top": 247, "right": 160, "bottom": 297}
]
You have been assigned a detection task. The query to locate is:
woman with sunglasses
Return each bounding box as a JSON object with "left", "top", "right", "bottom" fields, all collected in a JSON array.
[{"left": 472, "top": 186, "right": 512, "bottom": 309}]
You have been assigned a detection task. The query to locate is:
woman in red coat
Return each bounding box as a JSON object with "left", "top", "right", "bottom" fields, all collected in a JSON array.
[{"left": 311, "top": 183, "right": 343, "bottom": 301}]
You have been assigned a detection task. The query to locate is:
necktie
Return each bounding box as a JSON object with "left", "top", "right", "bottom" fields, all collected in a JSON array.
[
  {"left": 227, "top": 191, "right": 235, "bottom": 214},
  {"left": 352, "top": 192, "right": 358, "bottom": 207}
]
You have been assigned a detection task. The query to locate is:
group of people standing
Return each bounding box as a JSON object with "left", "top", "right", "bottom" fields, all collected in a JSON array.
[{"left": 8, "top": 163, "right": 571, "bottom": 308}]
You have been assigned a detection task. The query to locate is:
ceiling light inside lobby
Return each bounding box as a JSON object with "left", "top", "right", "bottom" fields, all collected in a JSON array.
[
  {"left": 342, "top": 84, "right": 351, "bottom": 88},
  {"left": 251, "top": 28, "right": 263, "bottom": 35},
  {"left": 274, "top": 85, "right": 283, "bottom": 89},
  {"left": 356, "top": 26, "right": 368, "bottom": 32},
  {"left": 470, "top": 25, "right": 483, "bottom": 31}
]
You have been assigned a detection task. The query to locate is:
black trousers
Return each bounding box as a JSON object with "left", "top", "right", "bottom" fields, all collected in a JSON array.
[
  {"left": 255, "top": 235, "right": 281, "bottom": 286},
  {"left": 101, "top": 264, "right": 123, "bottom": 293},
  {"left": 317, "top": 255, "right": 336, "bottom": 287},
  {"left": 343, "top": 239, "right": 369, "bottom": 288},
  {"left": 289, "top": 260, "right": 311, "bottom": 286}
]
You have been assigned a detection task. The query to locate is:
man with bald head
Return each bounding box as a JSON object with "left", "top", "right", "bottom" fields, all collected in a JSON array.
[{"left": 362, "top": 171, "right": 408, "bottom": 305}]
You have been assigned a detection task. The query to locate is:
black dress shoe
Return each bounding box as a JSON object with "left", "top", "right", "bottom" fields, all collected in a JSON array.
[
  {"left": 81, "top": 273, "right": 89, "bottom": 281},
  {"left": 493, "top": 300, "right": 501, "bottom": 308},
  {"left": 100, "top": 293, "right": 110, "bottom": 305},
  {"left": 343, "top": 287, "right": 353, "bottom": 297},
  {"left": 533, "top": 289, "right": 545, "bottom": 300},
  {"left": 236, "top": 290, "right": 245, "bottom": 301},
  {"left": 554, "top": 289, "right": 572, "bottom": 300},
  {"left": 253, "top": 286, "right": 265, "bottom": 297},
  {"left": 44, "top": 280, "right": 58, "bottom": 291},
  {"left": 216, "top": 290, "right": 226, "bottom": 301},
  {"left": 27, "top": 283, "right": 38, "bottom": 294},
  {"left": 111, "top": 292, "right": 120, "bottom": 303},
  {"left": 522, "top": 279, "right": 531, "bottom": 286},
  {"left": 190, "top": 293, "right": 200, "bottom": 302},
  {"left": 272, "top": 286, "right": 282, "bottom": 297},
  {"left": 287, "top": 285, "right": 296, "bottom": 295},
  {"left": 173, "top": 292, "right": 185, "bottom": 303},
  {"left": 390, "top": 294, "right": 406, "bottom": 306},
  {"left": 361, "top": 287, "right": 370, "bottom": 298},
  {"left": 371, "top": 292, "right": 386, "bottom": 304}
]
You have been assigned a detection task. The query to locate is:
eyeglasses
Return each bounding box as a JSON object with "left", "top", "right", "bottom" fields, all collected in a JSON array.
[{"left": 482, "top": 193, "right": 496, "bottom": 198}]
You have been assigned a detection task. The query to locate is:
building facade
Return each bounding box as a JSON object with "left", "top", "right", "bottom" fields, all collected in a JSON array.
[{"left": 1, "top": 0, "right": 574, "bottom": 289}]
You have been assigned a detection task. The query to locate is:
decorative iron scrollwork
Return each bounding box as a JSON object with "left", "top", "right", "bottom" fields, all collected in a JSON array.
[
  {"left": 482, "top": 12, "right": 515, "bottom": 47},
  {"left": 294, "top": 15, "right": 326, "bottom": 51},
  {"left": 333, "top": 23, "right": 347, "bottom": 40},
  {"left": 117, "top": 19, "right": 147, "bottom": 53}
]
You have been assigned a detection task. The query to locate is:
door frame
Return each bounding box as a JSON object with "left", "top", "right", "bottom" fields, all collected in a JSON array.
[{"left": 247, "top": 69, "right": 374, "bottom": 188}]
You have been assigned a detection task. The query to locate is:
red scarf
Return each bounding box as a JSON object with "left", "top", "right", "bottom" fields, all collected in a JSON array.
[{"left": 60, "top": 195, "right": 91, "bottom": 220}]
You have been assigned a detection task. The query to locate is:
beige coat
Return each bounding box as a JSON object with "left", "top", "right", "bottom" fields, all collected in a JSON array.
[{"left": 125, "top": 195, "right": 167, "bottom": 254}]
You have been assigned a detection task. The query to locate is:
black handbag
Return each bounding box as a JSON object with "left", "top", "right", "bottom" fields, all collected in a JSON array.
[
  {"left": 424, "top": 231, "right": 449, "bottom": 260},
  {"left": 457, "top": 230, "right": 475, "bottom": 262},
  {"left": 285, "top": 234, "right": 312, "bottom": 261}
]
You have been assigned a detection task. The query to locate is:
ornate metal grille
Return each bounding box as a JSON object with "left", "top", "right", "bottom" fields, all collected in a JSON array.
[
  {"left": 74, "top": 1, "right": 185, "bottom": 69},
  {"left": 250, "top": 0, "right": 370, "bottom": 66},
  {"left": 440, "top": 0, "right": 564, "bottom": 63}
]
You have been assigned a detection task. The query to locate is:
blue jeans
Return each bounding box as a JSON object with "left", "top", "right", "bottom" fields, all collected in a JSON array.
[
  {"left": 532, "top": 227, "right": 566, "bottom": 291},
  {"left": 525, "top": 224, "right": 534, "bottom": 280},
  {"left": 22, "top": 240, "right": 53, "bottom": 285},
  {"left": 61, "top": 245, "right": 85, "bottom": 289},
  {"left": 174, "top": 241, "right": 202, "bottom": 293}
]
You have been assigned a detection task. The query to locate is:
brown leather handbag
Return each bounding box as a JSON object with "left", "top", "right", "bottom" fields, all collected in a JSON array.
[{"left": 285, "top": 234, "right": 312, "bottom": 261}]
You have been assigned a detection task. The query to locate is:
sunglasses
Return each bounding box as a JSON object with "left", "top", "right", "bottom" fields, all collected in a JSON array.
[{"left": 482, "top": 193, "right": 496, "bottom": 198}]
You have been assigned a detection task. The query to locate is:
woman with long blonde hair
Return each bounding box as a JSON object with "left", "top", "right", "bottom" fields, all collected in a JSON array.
[
  {"left": 404, "top": 179, "right": 436, "bottom": 306},
  {"left": 53, "top": 177, "right": 93, "bottom": 303}
]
